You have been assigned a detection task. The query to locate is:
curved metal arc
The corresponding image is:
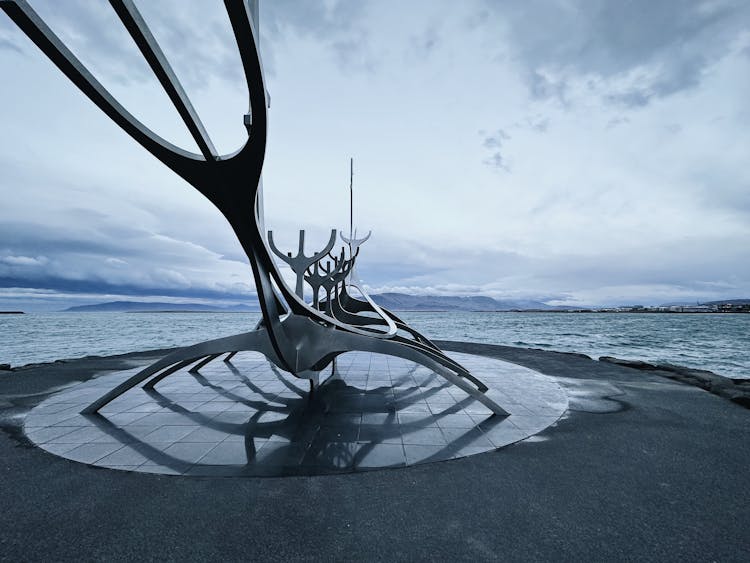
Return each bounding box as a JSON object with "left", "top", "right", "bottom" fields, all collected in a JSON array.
[
  {"left": 223, "top": 0, "right": 268, "bottom": 158},
  {"left": 266, "top": 231, "right": 294, "bottom": 265},
  {"left": 0, "top": 0, "right": 206, "bottom": 173},
  {"left": 308, "top": 229, "right": 338, "bottom": 263},
  {"left": 337, "top": 283, "right": 438, "bottom": 347},
  {"left": 342, "top": 277, "right": 398, "bottom": 337},
  {"left": 333, "top": 285, "right": 485, "bottom": 384},
  {"left": 109, "top": 0, "right": 217, "bottom": 160},
  {"left": 143, "top": 358, "right": 197, "bottom": 390},
  {"left": 340, "top": 229, "right": 371, "bottom": 249}
]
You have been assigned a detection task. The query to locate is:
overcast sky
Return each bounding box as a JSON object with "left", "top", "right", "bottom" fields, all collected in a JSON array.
[{"left": 1, "top": 0, "right": 749, "bottom": 311}]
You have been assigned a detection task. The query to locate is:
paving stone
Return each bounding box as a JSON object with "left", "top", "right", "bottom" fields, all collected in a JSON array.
[{"left": 24, "top": 351, "right": 567, "bottom": 476}]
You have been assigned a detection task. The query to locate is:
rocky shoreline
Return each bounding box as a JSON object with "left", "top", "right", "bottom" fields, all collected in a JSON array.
[{"left": 598, "top": 356, "right": 750, "bottom": 408}]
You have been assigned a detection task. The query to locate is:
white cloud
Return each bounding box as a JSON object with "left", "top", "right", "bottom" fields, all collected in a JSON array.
[{"left": 0, "top": 255, "right": 49, "bottom": 266}]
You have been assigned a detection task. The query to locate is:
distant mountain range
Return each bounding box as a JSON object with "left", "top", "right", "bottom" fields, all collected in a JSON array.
[
  {"left": 369, "top": 293, "right": 562, "bottom": 311},
  {"left": 64, "top": 301, "right": 259, "bottom": 313},
  {"left": 60, "top": 295, "right": 750, "bottom": 313},
  {"left": 63, "top": 294, "right": 565, "bottom": 313}
]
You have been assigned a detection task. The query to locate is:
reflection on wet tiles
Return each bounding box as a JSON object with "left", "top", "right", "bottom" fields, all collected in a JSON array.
[{"left": 25, "top": 351, "right": 568, "bottom": 477}]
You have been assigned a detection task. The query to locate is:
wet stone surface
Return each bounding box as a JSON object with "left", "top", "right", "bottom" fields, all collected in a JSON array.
[{"left": 24, "top": 351, "right": 567, "bottom": 476}]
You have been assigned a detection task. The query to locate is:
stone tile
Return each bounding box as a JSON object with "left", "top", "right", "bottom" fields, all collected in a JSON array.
[
  {"left": 321, "top": 413, "right": 362, "bottom": 427},
  {"left": 163, "top": 442, "right": 218, "bottom": 464},
  {"left": 401, "top": 427, "right": 448, "bottom": 446},
  {"left": 136, "top": 412, "right": 199, "bottom": 426},
  {"left": 197, "top": 442, "right": 249, "bottom": 465},
  {"left": 361, "top": 412, "right": 399, "bottom": 425},
  {"left": 253, "top": 441, "right": 308, "bottom": 466},
  {"left": 89, "top": 432, "right": 137, "bottom": 444},
  {"left": 316, "top": 425, "right": 359, "bottom": 443},
  {"left": 354, "top": 443, "right": 406, "bottom": 469},
  {"left": 96, "top": 445, "right": 153, "bottom": 466},
  {"left": 106, "top": 412, "right": 150, "bottom": 426},
  {"left": 34, "top": 402, "right": 79, "bottom": 415},
  {"left": 396, "top": 402, "right": 431, "bottom": 414},
  {"left": 479, "top": 423, "right": 527, "bottom": 448},
  {"left": 142, "top": 425, "right": 198, "bottom": 444},
  {"left": 118, "top": 425, "right": 158, "bottom": 439},
  {"left": 440, "top": 427, "right": 493, "bottom": 448},
  {"left": 435, "top": 413, "right": 476, "bottom": 429},
  {"left": 50, "top": 415, "right": 91, "bottom": 428},
  {"left": 63, "top": 443, "right": 124, "bottom": 464},
  {"left": 182, "top": 426, "right": 231, "bottom": 443},
  {"left": 54, "top": 427, "right": 107, "bottom": 444},
  {"left": 41, "top": 442, "right": 81, "bottom": 456},
  {"left": 452, "top": 446, "right": 494, "bottom": 460},
  {"left": 403, "top": 444, "right": 445, "bottom": 465},
  {"left": 397, "top": 412, "right": 439, "bottom": 428},
  {"left": 26, "top": 426, "right": 79, "bottom": 444},
  {"left": 357, "top": 423, "right": 402, "bottom": 444},
  {"left": 509, "top": 415, "right": 560, "bottom": 433}
]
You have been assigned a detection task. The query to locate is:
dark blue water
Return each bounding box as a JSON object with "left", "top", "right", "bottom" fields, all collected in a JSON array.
[{"left": 1, "top": 312, "right": 748, "bottom": 379}]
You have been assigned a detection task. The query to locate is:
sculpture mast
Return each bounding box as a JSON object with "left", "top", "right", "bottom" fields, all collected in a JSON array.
[{"left": 349, "top": 156, "right": 354, "bottom": 255}]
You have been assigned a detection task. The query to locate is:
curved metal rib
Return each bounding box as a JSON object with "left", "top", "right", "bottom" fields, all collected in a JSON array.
[
  {"left": 0, "top": 0, "right": 204, "bottom": 175},
  {"left": 109, "top": 0, "right": 217, "bottom": 160}
]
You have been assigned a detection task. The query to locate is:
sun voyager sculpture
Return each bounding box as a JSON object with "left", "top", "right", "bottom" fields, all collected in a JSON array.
[{"left": 1, "top": 0, "right": 508, "bottom": 417}]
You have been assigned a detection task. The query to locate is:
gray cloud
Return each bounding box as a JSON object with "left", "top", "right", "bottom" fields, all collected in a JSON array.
[
  {"left": 481, "top": 128, "right": 511, "bottom": 171},
  {"left": 482, "top": 0, "right": 750, "bottom": 106},
  {"left": 0, "top": 214, "right": 253, "bottom": 300},
  {"left": 0, "top": 35, "right": 22, "bottom": 54}
]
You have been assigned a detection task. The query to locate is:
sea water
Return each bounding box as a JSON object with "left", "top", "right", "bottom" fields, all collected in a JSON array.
[{"left": 0, "top": 311, "right": 748, "bottom": 379}]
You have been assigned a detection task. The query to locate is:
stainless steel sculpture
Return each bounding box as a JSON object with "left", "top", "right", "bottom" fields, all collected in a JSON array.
[{"left": 1, "top": 0, "right": 508, "bottom": 417}]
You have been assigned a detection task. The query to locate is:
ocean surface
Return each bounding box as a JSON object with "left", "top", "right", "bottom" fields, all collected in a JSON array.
[{"left": 1, "top": 311, "right": 748, "bottom": 379}]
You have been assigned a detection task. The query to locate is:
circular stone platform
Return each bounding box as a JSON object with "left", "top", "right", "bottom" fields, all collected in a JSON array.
[{"left": 24, "top": 351, "right": 568, "bottom": 476}]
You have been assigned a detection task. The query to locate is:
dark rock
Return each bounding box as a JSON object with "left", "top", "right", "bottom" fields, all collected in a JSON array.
[
  {"left": 557, "top": 351, "right": 592, "bottom": 360},
  {"left": 598, "top": 356, "right": 750, "bottom": 409},
  {"left": 0, "top": 364, "right": 11, "bottom": 371},
  {"left": 730, "top": 396, "right": 750, "bottom": 408},
  {"left": 599, "top": 356, "right": 658, "bottom": 370}
]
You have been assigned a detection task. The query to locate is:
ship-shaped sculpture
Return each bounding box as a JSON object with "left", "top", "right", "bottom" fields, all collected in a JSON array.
[{"left": 1, "top": 0, "right": 508, "bottom": 417}]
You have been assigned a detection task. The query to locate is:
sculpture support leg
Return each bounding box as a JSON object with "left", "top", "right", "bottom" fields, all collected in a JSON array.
[
  {"left": 189, "top": 354, "right": 221, "bottom": 373},
  {"left": 81, "top": 329, "right": 282, "bottom": 414},
  {"left": 143, "top": 358, "right": 196, "bottom": 390}
]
